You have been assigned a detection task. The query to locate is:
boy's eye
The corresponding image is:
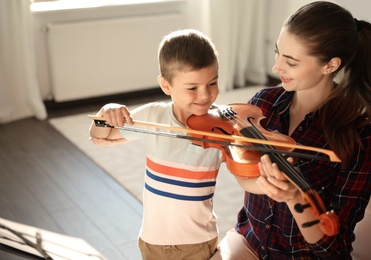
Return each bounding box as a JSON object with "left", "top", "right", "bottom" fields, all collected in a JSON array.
[{"left": 209, "top": 81, "right": 218, "bottom": 86}]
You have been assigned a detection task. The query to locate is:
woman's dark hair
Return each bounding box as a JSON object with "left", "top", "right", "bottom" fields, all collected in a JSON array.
[
  {"left": 285, "top": 1, "right": 371, "bottom": 167},
  {"left": 158, "top": 29, "right": 218, "bottom": 84}
]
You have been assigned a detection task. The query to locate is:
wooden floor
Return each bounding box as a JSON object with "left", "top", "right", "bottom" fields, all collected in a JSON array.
[{"left": 0, "top": 90, "right": 167, "bottom": 260}]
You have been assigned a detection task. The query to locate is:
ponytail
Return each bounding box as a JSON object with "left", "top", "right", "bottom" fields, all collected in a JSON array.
[{"left": 320, "top": 20, "right": 371, "bottom": 167}]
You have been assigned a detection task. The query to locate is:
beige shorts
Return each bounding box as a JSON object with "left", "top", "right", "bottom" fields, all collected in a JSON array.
[{"left": 138, "top": 236, "right": 218, "bottom": 260}]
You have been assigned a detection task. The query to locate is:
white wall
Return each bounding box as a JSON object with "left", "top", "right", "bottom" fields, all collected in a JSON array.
[
  {"left": 32, "top": 0, "right": 188, "bottom": 101},
  {"left": 335, "top": 0, "right": 371, "bottom": 20},
  {"left": 32, "top": 0, "right": 371, "bottom": 101}
]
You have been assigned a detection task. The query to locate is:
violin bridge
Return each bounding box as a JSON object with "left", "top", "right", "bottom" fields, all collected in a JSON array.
[{"left": 217, "top": 105, "right": 237, "bottom": 119}]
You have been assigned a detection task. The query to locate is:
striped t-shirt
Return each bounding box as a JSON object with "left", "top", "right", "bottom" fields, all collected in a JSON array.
[{"left": 120, "top": 102, "right": 223, "bottom": 245}]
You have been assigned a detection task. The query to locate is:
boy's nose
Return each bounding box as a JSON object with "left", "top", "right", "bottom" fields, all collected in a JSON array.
[{"left": 198, "top": 87, "right": 210, "bottom": 98}]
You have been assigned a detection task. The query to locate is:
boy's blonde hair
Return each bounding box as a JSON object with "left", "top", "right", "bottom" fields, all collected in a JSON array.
[{"left": 158, "top": 29, "right": 218, "bottom": 83}]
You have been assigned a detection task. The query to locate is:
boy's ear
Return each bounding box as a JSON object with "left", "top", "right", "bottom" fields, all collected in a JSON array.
[
  {"left": 158, "top": 75, "right": 171, "bottom": 95},
  {"left": 324, "top": 57, "right": 341, "bottom": 74}
]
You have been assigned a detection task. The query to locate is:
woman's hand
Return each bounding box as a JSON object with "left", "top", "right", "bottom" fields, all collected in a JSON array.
[{"left": 256, "top": 155, "right": 299, "bottom": 203}]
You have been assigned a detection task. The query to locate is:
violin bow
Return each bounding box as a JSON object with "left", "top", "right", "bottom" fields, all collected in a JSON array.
[{"left": 89, "top": 115, "right": 341, "bottom": 163}]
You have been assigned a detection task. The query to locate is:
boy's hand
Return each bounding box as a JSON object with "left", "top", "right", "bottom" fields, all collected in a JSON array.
[
  {"left": 90, "top": 137, "right": 127, "bottom": 146},
  {"left": 101, "top": 103, "right": 133, "bottom": 127}
]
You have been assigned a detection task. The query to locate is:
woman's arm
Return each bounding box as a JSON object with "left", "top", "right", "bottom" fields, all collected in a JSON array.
[{"left": 237, "top": 155, "right": 326, "bottom": 243}]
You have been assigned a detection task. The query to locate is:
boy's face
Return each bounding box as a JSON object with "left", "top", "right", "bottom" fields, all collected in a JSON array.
[{"left": 159, "top": 64, "right": 219, "bottom": 125}]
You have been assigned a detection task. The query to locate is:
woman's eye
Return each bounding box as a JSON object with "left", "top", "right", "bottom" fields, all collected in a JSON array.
[{"left": 287, "top": 62, "right": 297, "bottom": 67}]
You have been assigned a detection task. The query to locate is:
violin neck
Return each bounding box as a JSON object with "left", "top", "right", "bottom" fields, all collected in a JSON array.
[
  {"left": 268, "top": 148, "right": 309, "bottom": 192},
  {"left": 240, "top": 126, "right": 309, "bottom": 192}
]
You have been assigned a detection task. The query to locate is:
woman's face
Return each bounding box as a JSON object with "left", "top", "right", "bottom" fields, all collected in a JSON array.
[{"left": 272, "top": 28, "right": 330, "bottom": 93}]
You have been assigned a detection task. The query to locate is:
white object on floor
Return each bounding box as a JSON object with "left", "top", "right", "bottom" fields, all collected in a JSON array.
[{"left": 351, "top": 199, "right": 371, "bottom": 260}]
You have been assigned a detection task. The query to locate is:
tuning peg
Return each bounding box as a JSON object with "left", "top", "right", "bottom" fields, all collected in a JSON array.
[
  {"left": 302, "top": 219, "right": 320, "bottom": 228},
  {"left": 294, "top": 203, "right": 311, "bottom": 213}
]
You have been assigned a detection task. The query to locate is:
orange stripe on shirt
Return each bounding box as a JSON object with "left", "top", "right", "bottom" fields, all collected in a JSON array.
[{"left": 146, "top": 157, "right": 218, "bottom": 180}]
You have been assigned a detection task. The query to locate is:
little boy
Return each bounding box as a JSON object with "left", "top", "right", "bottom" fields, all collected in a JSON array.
[{"left": 90, "top": 29, "right": 223, "bottom": 259}]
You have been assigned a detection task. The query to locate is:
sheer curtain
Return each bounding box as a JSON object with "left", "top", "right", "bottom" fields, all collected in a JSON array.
[
  {"left": 207, "top": 0, "right": 268, "bottom": 92},
  {"left": 0, "top": 0, "right": 47, "bottom": 124}
]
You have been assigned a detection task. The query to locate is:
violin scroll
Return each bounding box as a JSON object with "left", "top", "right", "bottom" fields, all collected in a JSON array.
[{"left": 296, "top": 190, "right": 339, "bottom": 236}]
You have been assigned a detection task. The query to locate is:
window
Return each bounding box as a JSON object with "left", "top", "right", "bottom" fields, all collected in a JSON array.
[{"left": 30, "top": 0, "right": 170, "bottom": 12}]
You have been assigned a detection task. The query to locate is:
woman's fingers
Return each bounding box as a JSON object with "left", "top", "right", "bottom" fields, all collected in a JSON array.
[{"left": 257, "top": 155, "right": 299, "bottom": 202}]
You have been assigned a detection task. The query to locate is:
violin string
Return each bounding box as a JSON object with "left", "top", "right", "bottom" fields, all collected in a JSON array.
[
  {"left": 242, "top": 118, "right": 311, "bottom": 191},
  {"left": 114, "top": 125, "right": 319, "bottom": 156},
  {"left": 229, "top": 111, "right": 328, "bottom": 214},
  {"left": 210, "top": 107, "right": 330, "bottom": 220},
  {"left": 220, "top": 107, "right": 312, "bottom": 192},
  {"left": 247, "top": 124, "right": 311, "bottom": 192}
]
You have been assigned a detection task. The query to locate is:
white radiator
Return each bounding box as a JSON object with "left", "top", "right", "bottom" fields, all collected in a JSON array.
[{"left": 46, "top": 14, "right": 186, "bottom": 102}]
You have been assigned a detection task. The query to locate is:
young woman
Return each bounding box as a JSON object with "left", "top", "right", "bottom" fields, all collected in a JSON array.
[{"left": 213, "top": 1, "right": 371, "bottom": 259}]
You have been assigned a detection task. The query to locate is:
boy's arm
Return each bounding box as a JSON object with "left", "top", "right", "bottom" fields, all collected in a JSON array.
[{"left": 234, "top": 176, "right": 263, "bottom": 194}]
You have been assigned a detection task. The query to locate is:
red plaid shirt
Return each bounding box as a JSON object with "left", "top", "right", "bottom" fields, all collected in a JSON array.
[{"left": 235, "top": 86, "right": 371, "bottom": 259}]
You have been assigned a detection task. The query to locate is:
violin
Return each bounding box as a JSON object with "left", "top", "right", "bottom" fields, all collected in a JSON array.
[
  {"left": 187, "top": 103, "right": 340, "bottom": 236},
  {"left": 90, "top": 103, "right": 340, "bottom": 236},
  {"left": 186, "top": 104, "right": 298, "bottom": 177}
]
